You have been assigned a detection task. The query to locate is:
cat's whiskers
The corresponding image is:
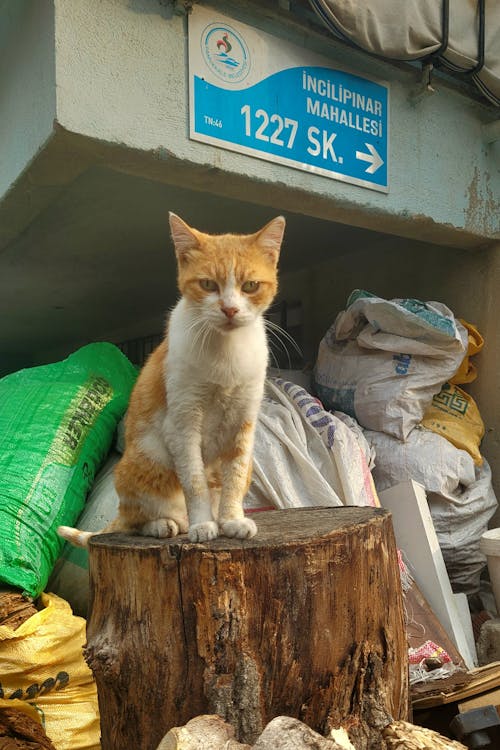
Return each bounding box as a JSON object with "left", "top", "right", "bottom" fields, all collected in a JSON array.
[
  {"left": 266, "top": 341, "right": 281, "bottom": 370},
  {"left": 196, "top": 320, "right": 214, "bottom": 357},
  {"left": 265, "top": 319, "right": 303, "bottom": 356},
  {"left": 264, "top": 319, "right": 302, "bottom": 370},
  {"left": 189, "top": 316, "right": 212, "bottom": 353},
  {"left": 266, "top": 325, "right": 292, "bottom": 369}
]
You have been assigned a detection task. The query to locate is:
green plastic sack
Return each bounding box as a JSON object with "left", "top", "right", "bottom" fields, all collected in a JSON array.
[{"left": 0, "top": 343, "right": 137, "bottom": 597}]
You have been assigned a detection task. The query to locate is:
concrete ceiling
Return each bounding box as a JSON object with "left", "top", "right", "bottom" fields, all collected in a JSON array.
[{"left": 1, "top": 164, "right": 406, "bottom": 368}]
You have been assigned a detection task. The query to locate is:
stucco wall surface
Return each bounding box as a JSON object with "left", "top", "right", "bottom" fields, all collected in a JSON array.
[
  {"left": 0, "top": 0, "right": 56, "bottom": 201},
  {"left": 52, "top": 0, "right": 499, "bottom": 244}
]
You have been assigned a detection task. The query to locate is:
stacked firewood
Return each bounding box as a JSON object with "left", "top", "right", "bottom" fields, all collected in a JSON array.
[
  {"left": 156, "top": 715, "right": 467, "bottom": 750},
  {"left": 0, "top": 589, "right": 38, "bottom": 629}
]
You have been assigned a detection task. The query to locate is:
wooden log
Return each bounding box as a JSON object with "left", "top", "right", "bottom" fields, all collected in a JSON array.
[
  {"left": 156, "top": 714, "right": 250, "bottom": 750},
  {"left": 252, "top": 716, "right": 350, "bottom": 749},
  {"left": 382, "top": 721, "right": 467, "bottom": 749},
  {"left": 0, "top": 702, "right": 57, "bottom": 750},
  {"left": 85, "top": 507, "right": 408, "bottom": 750},
  {"left": 0, "top": 589, "right": 37, "bottom": 629}
]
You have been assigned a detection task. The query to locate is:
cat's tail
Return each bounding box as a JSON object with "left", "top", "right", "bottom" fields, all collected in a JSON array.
[
  {"left": 57, "top": 526, "right": 95, "bottom": 547},
  {"left": 58, "top": 516, "right": 125, "bottom": 547}
]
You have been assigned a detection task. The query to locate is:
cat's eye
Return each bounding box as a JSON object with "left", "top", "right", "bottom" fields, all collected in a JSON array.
[
  {"left": 199, "top": 279, "right": 219, "bottom": 292},
  {"left": 241, "top": 281, "right": 260, "bottom": 294}
]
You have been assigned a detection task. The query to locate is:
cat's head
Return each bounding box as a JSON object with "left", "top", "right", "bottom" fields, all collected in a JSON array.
[{"left": 169, "top": 213, "right": 285, "bottom": 333}]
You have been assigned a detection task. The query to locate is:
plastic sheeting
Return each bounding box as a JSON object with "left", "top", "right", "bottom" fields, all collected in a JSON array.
[
  {"left": 310, "top": 0, "right": 500, "bottom": 107},
  {"left": 246, "top": 378, "right": 379, "bottom": 510},
  {"left": 365, "top": 427, "right": 498, "bottom": 596}
]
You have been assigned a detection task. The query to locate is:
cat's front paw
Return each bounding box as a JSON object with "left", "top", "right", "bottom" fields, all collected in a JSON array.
[
  {"left": 141, "top": 518, "right": 179, "bottom": 538},
  {"left": 220, "top": 518, "right": 257, "bottom": 539},
  {"left": 188, "top": 521, "right": 219, "bottom": 543}
]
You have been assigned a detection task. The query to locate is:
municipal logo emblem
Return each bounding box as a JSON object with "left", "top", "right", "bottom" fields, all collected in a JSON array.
[{"left": 201, "top": 22, "right": 250, "bottom": 83}]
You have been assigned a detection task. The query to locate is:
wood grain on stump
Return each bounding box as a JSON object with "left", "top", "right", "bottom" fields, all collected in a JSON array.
[{"left": 85, "top": 507, "right": 408, "bottom": 750}]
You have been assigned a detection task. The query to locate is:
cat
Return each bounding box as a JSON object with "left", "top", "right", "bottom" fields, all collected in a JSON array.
[{"left": 58, "top": 211, "right": 285, "bottom": 546}]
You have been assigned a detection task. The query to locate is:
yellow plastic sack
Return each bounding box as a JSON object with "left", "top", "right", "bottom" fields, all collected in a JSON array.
[
  {"left": 421, "top": 382, "right": 484, "bottom": 465},
  {"left": 0, "top": 592, "right": 100, "bottom": 750},
  {"left": 451, "top": 319, "right": 484, "bottom": 385}
]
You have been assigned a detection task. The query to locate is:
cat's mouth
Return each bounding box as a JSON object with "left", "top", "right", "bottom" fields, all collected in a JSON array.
[
  {"left": 221, "top": 320, "right": 239, "bottom": 331},
  {"left": 218, "top": 317, "right": 247, "bottom": 332}
]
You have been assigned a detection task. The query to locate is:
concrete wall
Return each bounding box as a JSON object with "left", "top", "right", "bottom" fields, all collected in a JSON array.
[
  {"left": 0, "top": 0, "right": 56, "bottom": 201},
  {"left": 278, "top": 241, "right": 490, "bottom": 362},
  {"left": 471, "top": 242, "right": 500, "bottom": 516},
  {"left": 52, "top": 0, "right": 499, "bottom": 247}
]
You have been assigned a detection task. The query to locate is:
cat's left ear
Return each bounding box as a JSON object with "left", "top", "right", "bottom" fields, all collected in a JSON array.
[
  {"left": 169, "top": 212, "right": 200, "bottom": 262},
  {"left": 255, "top": 216, "right": 286, "bottom": 265}
]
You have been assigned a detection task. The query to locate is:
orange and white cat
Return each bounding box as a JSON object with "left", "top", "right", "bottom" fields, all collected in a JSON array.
[{"left": 58, "top": 212, "right": 285, "bottom": 545}]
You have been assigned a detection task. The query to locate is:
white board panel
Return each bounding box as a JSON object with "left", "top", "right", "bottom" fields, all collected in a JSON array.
[{"left": 379, "top": 480, "right": 475, "bottom": 669}]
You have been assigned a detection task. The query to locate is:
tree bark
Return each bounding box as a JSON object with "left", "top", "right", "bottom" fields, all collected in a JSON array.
[{"left": 85, "top": 507, "right": 408, "bottom": 750}]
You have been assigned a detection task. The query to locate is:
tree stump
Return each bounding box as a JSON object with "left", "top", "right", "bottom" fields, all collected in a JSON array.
[{"left": 85, "top": 507, "right": 408, "bottom": 750}]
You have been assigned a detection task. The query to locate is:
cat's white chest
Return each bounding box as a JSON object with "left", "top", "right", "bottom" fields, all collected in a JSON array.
[
  {"left": 200, "top": 381, "right": 254, "bottom": 441},
  {"left": 163, "top": 306, "right": 267, "bottom": 461},
  {"left": 203, "top": 332, "right": 267, "bottom": 387},
  {"left": 169, "top": 300, "right": 268, "bottom": 387}
]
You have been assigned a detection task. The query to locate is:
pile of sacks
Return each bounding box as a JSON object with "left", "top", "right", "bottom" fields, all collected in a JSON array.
[
  {"left": 0, "top": 342, "right": 139, "bottom": 750},
  {"left": 313, "top": 289, "right": 497, "bottom": 598}
]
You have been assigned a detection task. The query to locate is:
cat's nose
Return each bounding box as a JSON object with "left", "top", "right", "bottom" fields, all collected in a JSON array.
[{"left": 221, "top": 306, "right": 239, "bottom": 319}]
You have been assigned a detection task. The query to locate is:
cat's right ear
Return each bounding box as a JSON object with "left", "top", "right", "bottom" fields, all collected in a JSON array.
[
  {"left": 169, "top": 212, "right": 200, "bottom": 263},
  {"left": 254, "top": 215, "right": 286, "bottom": 266}
]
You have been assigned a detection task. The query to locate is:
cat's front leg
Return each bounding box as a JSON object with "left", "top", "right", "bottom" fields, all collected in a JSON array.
[
  {"left": 180, "top": 468, "right": 219, "bottom": 542},
  {"left": 218, "top": 421, "right": 257, "bottom": 540},
  {"left": 185, "top": 488, "right": 219, "bottom": 542},
  {"left": 165, "top": 416, "right": 219, "bottom": 542}
]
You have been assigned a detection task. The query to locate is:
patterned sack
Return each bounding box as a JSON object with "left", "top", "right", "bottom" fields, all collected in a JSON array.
[{"left": 421, "top": 382, "right": 484, "bottom": 465}]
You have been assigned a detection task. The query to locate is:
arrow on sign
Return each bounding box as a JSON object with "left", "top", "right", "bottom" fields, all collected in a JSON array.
[{"left": 355, "top": 143, "right": 384, "bottom": 174}]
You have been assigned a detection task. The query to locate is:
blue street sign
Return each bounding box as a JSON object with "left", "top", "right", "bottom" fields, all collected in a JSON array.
[{"left": 189, "top": 10, "right": 389, "bottom": 193}]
